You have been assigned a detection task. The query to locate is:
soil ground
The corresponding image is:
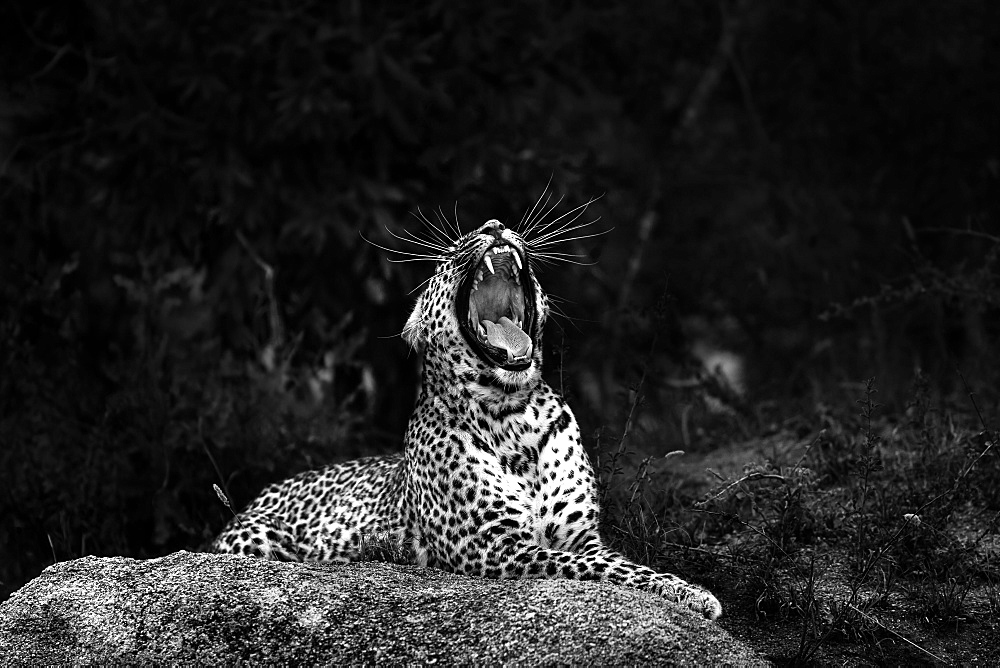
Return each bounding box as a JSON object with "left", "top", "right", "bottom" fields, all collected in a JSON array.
[{"left": 673, "top": 436, "right": 999, "bottom": 667}]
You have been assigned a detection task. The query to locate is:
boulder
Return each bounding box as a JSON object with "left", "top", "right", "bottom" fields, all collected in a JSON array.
[{"left": 0, "top": 551, "right": 767, "bottom": 666}]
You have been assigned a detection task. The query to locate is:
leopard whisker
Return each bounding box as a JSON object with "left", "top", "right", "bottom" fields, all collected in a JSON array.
[
  {"left": 387, "top": 257, "right": 447, "bottom": 264},
  {"left": 405, "top": 212, "right": 451, "bottom": 241},
  {"left": 408, "top": 266, "right": 460, "bottom": 294},
  {"left": 545, "top": 294, "right": 591, "bottom": 329},
  {"left": 452, "top": 201, "right": 463, "bottom": 238},
  {"left": 532, "top": 254, "right": 598, "bottom": 267},
  {"left": 528, "top": 251, "right": 590, "bottom": 259},
  {"left": 528, "top": 208, "right": 601, "bottom": 246},
  {"left": 519, "top": 178, "right": 559, "bottom": 235},
  {"left": 436, "top": 206, "right": 462, "bottom": 239},
  {"left": 414, "top": 207, "right": 458, "bottom": 247},
  {"left": 360, "top": 232, "right": 446, "bottom": 261},
  {"left": 527, "top": 255, "right": 562, "bottom": 269},
  {"left": 529, "top": 226, "right": 611, "bottom": 249},
  {"left": 525, "top": 195, "right": 602, "bottom": 241},
  {"left": 385, "top": 226, "right": 450, "bottom": 253},
  {"left": 523, "top": 193, "right": 566, "bottom": 239}
]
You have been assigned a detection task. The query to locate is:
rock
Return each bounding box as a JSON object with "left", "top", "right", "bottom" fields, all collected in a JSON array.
[{"left": 0, "top": 551, "right": 768, "bottom": 666}]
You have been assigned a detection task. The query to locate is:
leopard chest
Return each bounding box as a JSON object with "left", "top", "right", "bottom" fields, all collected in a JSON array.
[{"left": 404, "top": 394, "right": 553, "bottom": 513}]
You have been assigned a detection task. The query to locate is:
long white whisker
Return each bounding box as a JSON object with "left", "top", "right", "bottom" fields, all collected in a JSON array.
[
  {"left": 424, "top": 206, "right": 460, "bottom": 245},
  {"left": 527, "top": 251, "right": 590, "bottom": 259},
  {"left": 530, "top": 226, "right": 611, "bottom": 248},
  {"left": 401, "top": 227, "right": 451, "bottom": 250},
  {"left": 530, "top": 249, "right": 600, "bottom": 265},
  {"left": 530, "top": 226, "right": 598, "bottom": 249},
  {"left": 408, "top": 273, "right": 438, "bottom": 294},
  {"left": 545, "top": 299, "right": 590, "bottom": 329},
  {"left": 413, "top": 207, "right": 456, "bottom": 247},
  {"left": 543, "top": 296, "right": 589, "bottom": 331},
  {"left": 523, "top": 193, "right": 565, "bottom": 239},
  {"left": 410, "top": 214, "right": 451, "bottom": 251},
  {"left": 519, "top": 177, "right": 554, "bottom": 233},
  {"left": 385, "top": 226, "right": 448, "bottom": 253},
  {"left": 535, "top": 256, "right": 598, "bottom": 266},
  {"left": 546, "top": 293, "right": 580, "bottom": 306},
  {"left": 437, "top": 207, "right": 462, "bottom": 239},
  {"left": 359, "top": 232, "right": 444, "bottom": 260},
  {"left": 407, "top": 264, "right": 464, "bottom": 294},
  {"left": 401, "top": 230, "right": 449, "bottom": 252},
  {"left": 529, "top": 255, "right": 560, "bottom": 268},
  {"left": 532, "top": 198, "right": 597, "bottom": 243},
  {"left": 411, "top": 207, "right": 434, "bottom": 229},
  {"left": 538, "top": 197, "right": 598, "bottom": 240},
  {"left": 531, "top": 208, "right": 592, "bottom": 242},
  {"left": 410, "top": 224, "right": 451, "bottom": 251}
]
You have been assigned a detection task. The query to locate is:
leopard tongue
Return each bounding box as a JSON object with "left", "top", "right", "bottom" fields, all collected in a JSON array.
[{"left": 481, "top": 317, "right": 532, "bottom": 363}]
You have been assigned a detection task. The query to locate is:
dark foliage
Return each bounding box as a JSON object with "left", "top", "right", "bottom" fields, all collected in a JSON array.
[{"left": 1, "top": 0, "right": 998, "bottom": 605}]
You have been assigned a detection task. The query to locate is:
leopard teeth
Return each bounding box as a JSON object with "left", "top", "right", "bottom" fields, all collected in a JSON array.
[
  {"left": 512, "top": 251, "right": 522, "bottom": 271},
  {"left": 484, "top": 255, "right": 495, "bottom": 275}
]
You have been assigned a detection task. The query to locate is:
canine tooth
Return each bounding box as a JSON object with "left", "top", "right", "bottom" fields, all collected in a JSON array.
[
  {"left": 477, "top": 270, "right": 483, "bottom": 283},
  {"left": 484, "top": 255, "right": 495, "bottom": 274},
  {"left": 512, "top": 252, "right": 522, "bottom": 271}
]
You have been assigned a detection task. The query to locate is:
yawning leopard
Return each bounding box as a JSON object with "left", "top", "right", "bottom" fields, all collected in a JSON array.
[{"left": 211, "top": 209, "right": 722, "bottom": 620}]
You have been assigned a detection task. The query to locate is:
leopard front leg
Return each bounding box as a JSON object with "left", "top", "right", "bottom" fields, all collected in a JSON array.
[
  {"left": 492, "top": 541, "right": 722, "bottom": 620},
  {"left": 533, "top": 402, "right": 722, "bottom": 620}
]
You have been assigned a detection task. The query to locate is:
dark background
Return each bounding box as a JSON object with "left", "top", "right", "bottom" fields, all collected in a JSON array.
[{"left": 2, "top": 0, "right": 998, "bottom": 601}]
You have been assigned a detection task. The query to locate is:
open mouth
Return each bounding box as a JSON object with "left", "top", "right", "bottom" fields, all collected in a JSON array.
[{"left": 457, "top": 242, "right": 535, "bottom": 370}]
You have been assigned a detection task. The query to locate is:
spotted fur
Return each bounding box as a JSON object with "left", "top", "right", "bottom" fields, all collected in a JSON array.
[{"left": 212, "top": 216, "right": 722, "bottom": 620}]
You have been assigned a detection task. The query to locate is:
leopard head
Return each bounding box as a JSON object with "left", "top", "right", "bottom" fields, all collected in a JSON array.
[
  {"left": 403, "top": 218, "right": 547, "bottom": 390},
  {"left": 390, "top": 192, "right": 601, "bottom": 392}
]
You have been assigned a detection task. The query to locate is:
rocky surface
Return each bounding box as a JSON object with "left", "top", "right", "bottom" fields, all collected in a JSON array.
[{"left": 0, "top": 551, "right": 768, "bottom": 666}]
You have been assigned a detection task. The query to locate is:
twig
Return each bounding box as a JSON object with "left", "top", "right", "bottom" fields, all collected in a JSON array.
[
  {"left": 958, "top": 368, "right": 991, "bottom": 433},
  {"left": 615, "top": 210, "right": 658, "bottom": 322},
  {"left": 236, "top": 230, "right": 284, "bottom": 352},
  {"left": 845, "top": 603, "right": 946, "bottom": 664},
  {"left": 919, "top": 227, "right": 1000, "bottom": 245},
  {"left": 693, "top": 508, "right": 795, "bottom": 564},
  {"left": 728, "top": 43, "right": 768, "bottom": 145},
  {"left": 672, "top": 0, "right": 749, "bottom": 143},
  {"left": 697, "top": 471, "right": 787, "bottom": 505}
]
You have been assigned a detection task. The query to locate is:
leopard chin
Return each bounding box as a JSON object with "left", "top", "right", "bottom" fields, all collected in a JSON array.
[{"left": 456, "top": 238, "right": 536, "bottom": 371}]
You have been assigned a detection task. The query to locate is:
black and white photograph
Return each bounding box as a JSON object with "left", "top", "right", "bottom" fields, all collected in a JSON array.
[{"left": 1, "top": 1, "right": 998, "bottom": 664}]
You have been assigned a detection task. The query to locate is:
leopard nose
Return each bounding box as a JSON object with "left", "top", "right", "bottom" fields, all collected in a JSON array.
[{"left": 484, "top": 219, "right": 505, "bottom": 239}]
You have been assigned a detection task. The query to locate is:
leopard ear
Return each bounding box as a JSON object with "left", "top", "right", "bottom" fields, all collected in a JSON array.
[{"left": 401, "top": 292, "right": 428, "bottom": 351}]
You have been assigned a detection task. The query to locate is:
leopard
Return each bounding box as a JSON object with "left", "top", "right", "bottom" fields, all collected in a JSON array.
[{"left": 211, "top": 208, "right": 722, "bottom": 620}]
